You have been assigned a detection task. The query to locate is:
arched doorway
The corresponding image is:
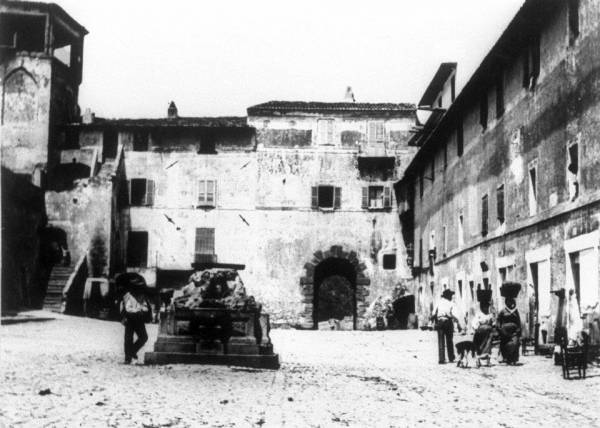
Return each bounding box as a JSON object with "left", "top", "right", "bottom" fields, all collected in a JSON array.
[
  {"left": 314, "top": 258, "right": 356, "bottom": 328},
  {"left": 299, "top": 245, "right": 371, "bottom": 330}
]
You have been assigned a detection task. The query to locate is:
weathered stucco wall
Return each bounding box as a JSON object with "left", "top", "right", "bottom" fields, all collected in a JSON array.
[{"left": 0, "top": 55, "right": 52, "bottom": 174}]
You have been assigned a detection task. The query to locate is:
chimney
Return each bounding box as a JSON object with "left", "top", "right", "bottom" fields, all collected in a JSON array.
[
  {"left": 167, "top": 101, "right": 178, "bottom": 119},
  {"left": 82, "top": 108, "right": 95, "bottom": 124},
  {"left": 344, "top": 86, "right": 355, "bottom": 103}
]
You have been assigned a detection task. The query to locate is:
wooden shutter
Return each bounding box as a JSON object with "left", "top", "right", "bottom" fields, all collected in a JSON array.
[
  {"left": 362, "top": 187, "right": 368, "bottom": 209},
  {"left": 497, "top": 185, "right": 505, "bottom": 222},
  {"left": 206, "top": 180, "right": 215, "bottom": 206},
  {"left": 334, "top": 187, "right": 341, "bottom": 209},
  {"left": 145, "top": 180, "right": 155, "bottom": 206},
  {"left": 481, "top": 194, "right": 488, "bottom": 236},
  {"left": 311, "top": 186, "right": 318, "bottom": 209},
  {"left": 195, "top": 228, "right": 215, "bottom": 255},
  {"left": 383, "top": 186, "right": 391, "bottom": 208},
  {"left": 198, "top": 180, "right": 205, "bottom": 205}
]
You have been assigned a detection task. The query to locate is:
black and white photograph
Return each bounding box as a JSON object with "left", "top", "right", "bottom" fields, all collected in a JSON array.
[{"left": 1, "top": 0, "right": 599, "bottom": 426}]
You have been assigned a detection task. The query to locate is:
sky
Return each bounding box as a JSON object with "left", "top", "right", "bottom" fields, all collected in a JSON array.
[{"left": 53, "top": 0, "right": 525, "bottom": 118}]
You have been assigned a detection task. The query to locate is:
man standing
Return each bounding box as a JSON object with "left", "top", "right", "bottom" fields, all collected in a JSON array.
[{"left": 432, "top": 289, "right": 461, "bottom": 364}]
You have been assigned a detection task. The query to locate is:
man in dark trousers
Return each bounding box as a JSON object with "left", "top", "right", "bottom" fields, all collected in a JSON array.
[
  {"left": 117, "top": 273, "right": 151, "bottom": 364},
  {"left": 431, "top": 289, "right": 462, "bottom": 364}
]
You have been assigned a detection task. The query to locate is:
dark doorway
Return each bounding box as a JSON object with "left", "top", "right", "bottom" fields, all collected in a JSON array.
[
  {"left": 392, "top": 295, "right": 415, "bottom": 329},
  {"left": 313, "top": 258, "right": 357, "bottom": 329}
]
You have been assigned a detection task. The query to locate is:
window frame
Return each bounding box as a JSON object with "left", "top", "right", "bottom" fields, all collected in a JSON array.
[
  {"left": 317, "top": 118, "right": 335, "bottom": 146},
  {"left": 129, "top": 178, "right": 155, "bottom": 207},
  {"left": 496, "top": 184, "right": 505, "bottom": 224},
  {"left": 312, "top": 185, "right": 341, "bottom": 210},
  {"left": 197, "top": 179, "right": 217, "bottom": 208},
  {"left": 382, "top": 253, "right": 397, "bottom": 270},
  {"left": 126, "top": 230, "right": 149, "bottom": 268}
]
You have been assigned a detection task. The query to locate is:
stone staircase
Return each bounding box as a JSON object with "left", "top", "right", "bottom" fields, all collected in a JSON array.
[{"left": 44, "top": 266, "right": 73, "bottom": 312}]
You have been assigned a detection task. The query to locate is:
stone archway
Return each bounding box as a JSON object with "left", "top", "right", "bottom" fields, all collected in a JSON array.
[{"left": 299, "top": 245, "right": 370, "bottom": 329}]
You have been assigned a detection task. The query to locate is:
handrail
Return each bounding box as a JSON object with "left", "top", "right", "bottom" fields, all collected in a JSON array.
[{"left": 62, "top": 251, "right": 88, "bottom": 298}]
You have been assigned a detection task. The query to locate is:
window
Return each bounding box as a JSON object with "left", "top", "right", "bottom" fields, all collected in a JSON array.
[
  {"left": 457, "top": 119, "right": 464, "bottom": 157},
  {"left": 458, "top": 280, "right": 463, "bottom": 298},
  {"left": 523, "top": 33, "right": 540, "bottom": 90},
  {"left": 442, "top": 225, "right": 447, "bottom": 256},
  {"left": 127, "top": 231, "right": 148, "bottom": 267},
  {"left": 469, "top": 281, "right": 475, "bottom": 300},
  {"left": 497, "top": 184, "right": 505, "bottom": 224},
  {"left": 480, "top": 92, "right": 488, "bottom": 130},
  {"left": 311, "top": 185, "right": 341, "bottom": 210},
  {"left": 132, "top": 131, "right": 149, "bottom": 151},
  {"left": 103, "top": 130, "right": 118, "bottom": 160},
  {"left": 195, "top": 228, "right": 215, "bottom": 263},
  {"left": 528, "top": 162, "right": 537, "bottom": 215},
  {"left": 382, "top": 254, "right": 396, "bottom": 270},
  {"left": 567, "top": 142, "right": 579, "bottom": 201},
  {"left": 496, "top": 70, "right": 505, "bottom": 118},
  {"left": 317, "top": 119, "right": 335, "bottom": 145},
  {"left": 458, "top": 213, "right": 464, "bottom": 247},
  {"left": 198, "top": 180, "right": 217, "bottom": 207},
  {"left": 129, "top": 178, "right": 155, "bottom": 206},
  {"left": 368, "top": 121, "right": 385, "bottom": 143},
  {"left": 568, "top": 0, "right": 580, "bottom": 46},
  {"left": 362, "top": 186, "right": 392, "bottom": 209},
  {"left": 481, "top": 194, "right": 488, "bottom": 237}
]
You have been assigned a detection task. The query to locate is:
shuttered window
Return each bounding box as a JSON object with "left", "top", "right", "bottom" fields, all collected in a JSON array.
[
  {"left": 195, "top": 228, "right": 215, "bottom": 255},
  {"left": 368, "top": 121, "right": 385, "bottom": 143},
  {"left": 129, "top": 179, "right": 155, "bottom": 206},
  {"left": 311, "top": 186, "right": 341, "bottom": 210},
  {"left": 362, "top": 186, "right": 392, "bottom": 209},
  {"left": 317, "top": 119, "right": 334, "bottom": 145},
  {"left": 481, "top": 194, "right": 488, "bottom": 237},
  {"left": 198, "top": 180, "right": 217, "bottom": 207}
]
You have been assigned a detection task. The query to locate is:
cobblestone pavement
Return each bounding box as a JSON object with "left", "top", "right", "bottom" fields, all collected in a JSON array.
[{"left": 1, "top": 313, "right": 599, "bottom": 427}]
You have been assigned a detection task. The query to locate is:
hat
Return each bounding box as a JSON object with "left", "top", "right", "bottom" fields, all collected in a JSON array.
[
  {"left": 500, "top": 282, "right": 521, "bottom": 298},
  {"left": 441, "top": 289, "right": 455, "bottom": 299},
  {"left": 476, "top": 289, "right": 492, "bottom": 303}
]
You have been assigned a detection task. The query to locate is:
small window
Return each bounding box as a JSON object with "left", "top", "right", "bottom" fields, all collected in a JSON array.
[
  {"left": 198, "top": 180, "right": 217, "bottom": 207},
  {"left": 481, "top": 194, "right": 488, "bottom": 237},
  {"left": 368, "top": 121, "right": 385, "bottom": 143},
  {"left": 312, "top": 185, "right": 341, "bottom": 210},
  {"left": 129, "top": 178, "right": 155, "bottom": 206},
  {"left": 567, "top": 142, "right": 579, "bottom": 201},
  {"left": 457, "top": 119, "right": 464, "bottom": 157},
  {"left": 496, "top": 70, "right": 505, "bottom": 118},
  {"left": 127, "top": 231, "right": 148, "bottom": 267},
  {"left": 568, "top": 0, "right": 580, "bottom": 46},
  {"left": 528, "top": 162, "right": 537, "bottom": 215},
  {"left": 469, "top": 281, "right": 475, "bottom": 300},
  {"left": 132, "top": 131, "right": 149, "bottom": 151},
  {"left": 523, "top": 33, "right": 540, "bottom": 90},
  {"left": 195, "top": 228, "right": 215, "bottom": 263},
  {"left": 362, "top": 186, "right": 392, "bottom": 210},
  {"left": 317, "top": 119, "right": 335, "bottom": 145},
  {"left": 383, "top": 254, "right": 396, "bottom": 270},
  {"left": 458, "top": 280, "right": 463, "bottom": 298},
  {"left": 480, "top": 92, "right": 488, "bottom": 130},
  {"left": 458, "top": 213, "right": 464, "bottom": 247},
  {"left": 497, "top": 184, "right": 505, "bottom": 224}
]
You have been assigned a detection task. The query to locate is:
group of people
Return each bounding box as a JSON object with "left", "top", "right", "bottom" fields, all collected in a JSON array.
[{"left": 432, "top": 282, "right": 523, "bottom": 366}]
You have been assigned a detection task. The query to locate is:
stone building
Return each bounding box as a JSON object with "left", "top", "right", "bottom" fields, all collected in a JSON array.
[
  {"left": 65, "top": 100, "right": 416, "bottom": 328},
  {"left": 399, "top": 0, "right": 600, "bottom": 345},
  {"left": 0, "top": 0, "right": 87, "bottom": 312}
]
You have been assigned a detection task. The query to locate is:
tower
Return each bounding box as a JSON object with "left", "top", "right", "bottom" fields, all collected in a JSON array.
[{"left": 0, "top": 0, "right": 87, "bottom": 183}]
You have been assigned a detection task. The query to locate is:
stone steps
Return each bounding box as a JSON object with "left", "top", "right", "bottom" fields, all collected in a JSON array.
[{"left": 43, "top": 265, "right": 74, "bottom": 312}]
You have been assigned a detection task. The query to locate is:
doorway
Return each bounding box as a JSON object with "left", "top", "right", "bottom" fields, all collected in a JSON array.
[{"left": 313, "top": 258, "right": 357, "bottom": 329}]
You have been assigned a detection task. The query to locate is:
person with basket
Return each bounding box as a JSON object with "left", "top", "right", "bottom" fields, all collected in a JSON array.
[{"left": 118, "top": 273, "right": 152, "bottom": 364}]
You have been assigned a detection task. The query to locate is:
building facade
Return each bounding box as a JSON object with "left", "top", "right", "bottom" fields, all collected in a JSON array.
[
  {"left": 65, "top": 101, "right": 416, "bottom": 328},
  {"left": 400, "top": 0, "right": 600, "bottom": 345}
]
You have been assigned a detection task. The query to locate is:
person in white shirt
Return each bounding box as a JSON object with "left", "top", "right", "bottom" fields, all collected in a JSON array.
[
  {"left": 118, "top": 274, "right": 151, "bottom": 364},
  {"left": 431, "top": 289, "right": 462, "bottom": 364}
]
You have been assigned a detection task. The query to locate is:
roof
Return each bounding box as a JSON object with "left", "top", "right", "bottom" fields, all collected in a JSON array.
[
  {"left": 247, "top": 101, "right": 415, "bottom": 117},
  {"left": 418, "top": 62, "right": 457, "bottom": 108},
  {"left": 0, "top": 1, "right": 88, "bottom": 35},
  {"left": 402, "top": 0, "right": 561, "bottom": 180},
  {"left": 66, "top": 116, "right": 250, "bottom": 129}
]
